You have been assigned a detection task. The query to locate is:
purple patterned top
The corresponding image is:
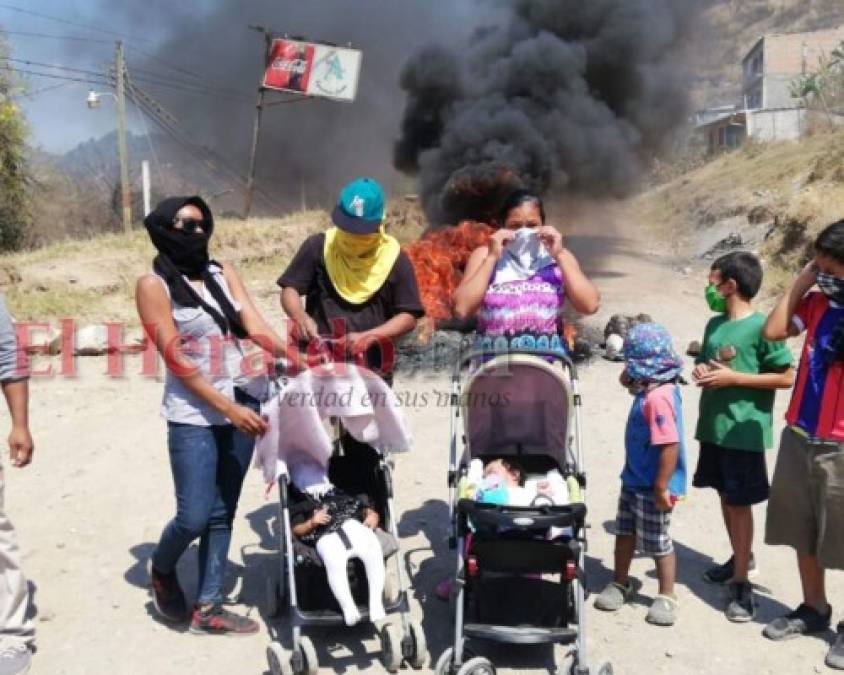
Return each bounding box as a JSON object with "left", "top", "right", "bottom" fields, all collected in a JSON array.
[{"left": 477, "top": 263, "right": 565, "bottom": 338}]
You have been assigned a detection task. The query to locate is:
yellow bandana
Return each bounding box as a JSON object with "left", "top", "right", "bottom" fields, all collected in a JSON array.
[{"left": 323, "top": 225, "right": 401, "bottom": 304}]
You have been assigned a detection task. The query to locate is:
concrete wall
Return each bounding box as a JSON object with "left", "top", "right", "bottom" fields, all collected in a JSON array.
[
  {"left": 748, "top": 108, "right": 806, "bottom": 142},
  {"left": 741, "top": 26, "right": 844, "bottom": 108},
  {"left": 764, "top": 28, "right": 844, "bottom": 76},
  {"left": 764, "top": 74, "right": 800, "bottom": 109}
]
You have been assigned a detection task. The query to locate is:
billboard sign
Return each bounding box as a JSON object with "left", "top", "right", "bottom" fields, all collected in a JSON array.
[{"left": 262, "top": 38, "right": 362, "bottom": 102}]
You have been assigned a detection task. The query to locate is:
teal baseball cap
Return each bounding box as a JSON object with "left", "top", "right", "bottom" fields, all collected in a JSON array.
[{"left": 331, "top": 177, "right": 386, "bottom": 234}]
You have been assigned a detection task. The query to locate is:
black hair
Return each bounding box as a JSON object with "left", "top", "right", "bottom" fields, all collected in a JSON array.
[
  {"left": 487, "top": 457, "right": 526, "bottom": 486},
  {"left": 498, "top": 189, "right": 546, "bottom": 225},
  {"left": 815, "top": 219, "right": 844, "bottom": 265},
  {"left": 711, "top": 251, "right": 763, "bottom": 300}
]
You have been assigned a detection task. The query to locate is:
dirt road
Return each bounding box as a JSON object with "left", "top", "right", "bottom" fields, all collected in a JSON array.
[{"left": 7, "top": 206, "right": 839, "bottom": 674}]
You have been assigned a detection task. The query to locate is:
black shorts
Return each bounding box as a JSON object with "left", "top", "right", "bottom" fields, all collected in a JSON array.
[{"left": 692, "top": 442, "right": 769, "bottom": 506}]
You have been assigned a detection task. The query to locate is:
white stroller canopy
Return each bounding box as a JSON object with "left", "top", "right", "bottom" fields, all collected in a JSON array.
[{"left": 255, "top": 364, "right": 412, "bottom": 484}]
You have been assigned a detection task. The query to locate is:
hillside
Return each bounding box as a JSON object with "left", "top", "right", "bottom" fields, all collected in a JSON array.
[
  {"left": 696, "top": 0, "right": 844, "bottom": 107},
  {"left": 633, "top": 126, "right": 844, "bottom": 292}
]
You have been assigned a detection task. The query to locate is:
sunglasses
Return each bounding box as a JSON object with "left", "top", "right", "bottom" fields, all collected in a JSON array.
[{"left": 173, "top": 218, "right": 206, "bottom": 234}]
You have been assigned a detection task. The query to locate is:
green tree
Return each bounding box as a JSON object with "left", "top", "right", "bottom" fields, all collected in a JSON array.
[{"left": 0, "top": 31, "right": 30, "bottom": 251}]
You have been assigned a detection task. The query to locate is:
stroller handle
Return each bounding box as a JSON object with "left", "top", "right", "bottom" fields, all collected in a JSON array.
[{"left": 451, "top": 347, "right": 578, "bottom": 380}]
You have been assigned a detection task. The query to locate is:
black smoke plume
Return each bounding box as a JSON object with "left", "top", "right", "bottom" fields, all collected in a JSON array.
[{"left": 394, "top": 0, "right": 699, "bottom": 224}]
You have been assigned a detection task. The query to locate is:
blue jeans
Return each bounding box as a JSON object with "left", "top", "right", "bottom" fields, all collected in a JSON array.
[{"left": 152, "top": 389, "right": 258, "bottom": 604}]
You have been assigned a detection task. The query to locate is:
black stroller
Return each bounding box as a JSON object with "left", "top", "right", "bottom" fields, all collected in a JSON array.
[
  {"left": 436, "top": 348, "right": 612, "bottom": 675},
  {"left": 264, "top": 371, "right": 427, "bottom": 674}
]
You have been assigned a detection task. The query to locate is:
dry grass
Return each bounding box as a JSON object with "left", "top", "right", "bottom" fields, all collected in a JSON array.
[
  {"left": 1, "top": 202, "right": 427, "bottom": 324},
  {"left": 1, "top": 211, "right": 328, "bottom": 323}
]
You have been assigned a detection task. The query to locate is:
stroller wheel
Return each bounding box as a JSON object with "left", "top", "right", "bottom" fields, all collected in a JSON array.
[
  {"left": 456, "top": 656, "right": 496, "bottom": 675},
  {"left": 295, "top": 635, "right": 318, "bottom": 675},
  {"left": 266, "top": 642, "right": 292, "bottom": 675},
  {"left": 379, "top": 622, "right": 403, "bottom": 673},
  {"left": 434, "top": 642, "right": 473, "bottom": 675},
  {"left": 406, "top": 619, "right": 428, "bottom": 669}
]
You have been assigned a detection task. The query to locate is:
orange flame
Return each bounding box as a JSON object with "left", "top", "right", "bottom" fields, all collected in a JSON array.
[{"left": 402, "top": 220, "right": 493, "bottom": 324}]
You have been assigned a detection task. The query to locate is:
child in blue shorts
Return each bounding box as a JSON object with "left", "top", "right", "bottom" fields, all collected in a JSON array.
[{"left": 595, "top": 323, "right": 687, "bottom": 627}]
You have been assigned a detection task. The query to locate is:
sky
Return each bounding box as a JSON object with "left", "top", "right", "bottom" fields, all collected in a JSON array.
[{"left": 5, "top": 0, "right": 171, "bottom": 153}]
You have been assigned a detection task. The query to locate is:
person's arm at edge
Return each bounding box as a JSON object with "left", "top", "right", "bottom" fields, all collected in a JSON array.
[
  {"left": 0, "top": 297, "right": 32, "bottom": 467},
  {"left": 763, "top": 263, "right": 817, "bottom": 340}
]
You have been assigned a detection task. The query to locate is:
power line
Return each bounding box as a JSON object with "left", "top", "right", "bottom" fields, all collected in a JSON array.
[
  {"left": 6, "top": 57, "right": 106, "bottom": 79},
  {"left": 0, "top": 65, "right": 109, "bottom": 87},
  {"left": 0, "top": 2, "right": 155, "bottom": 43},
  {"left": 125, "top": 86, "right": 283, "bottom": 211},
  {"left": 5, "top": 57, "right": 252, "bottom": 103},
  {"left": 13, "top": 81, "right": 68, "bottom": 99},
  {"left": 1, "top": 29, "right": 113, "bottom": 44}
]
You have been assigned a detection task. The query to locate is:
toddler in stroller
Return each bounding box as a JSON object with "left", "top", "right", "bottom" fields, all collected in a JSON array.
[
  {"left": 287, "top": 455, "right": 386, "bottom": 626},
  {"left": 256, "top": 364, "right": 427, "bottom": 674}
]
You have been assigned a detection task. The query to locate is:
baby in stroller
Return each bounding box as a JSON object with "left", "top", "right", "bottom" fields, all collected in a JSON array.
[{"left": 286, "top": 455, "right": 386, "bottom": 626}]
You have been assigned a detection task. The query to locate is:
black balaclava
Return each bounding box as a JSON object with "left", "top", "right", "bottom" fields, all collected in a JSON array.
[{"left": 144, "top": 196, "right": 247, "bottom": 339}]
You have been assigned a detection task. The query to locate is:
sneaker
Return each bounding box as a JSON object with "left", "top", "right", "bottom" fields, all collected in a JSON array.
[
  {"left": 646, "top": 593, "right": 678, "bottom": 626},
  {"left": 189, "top": 604, "right": 260, "bottom": 636},
  {"left": 702, "top": 553, "right": 757, "bottom": 585},
  {"left": 149, "top": 562, "right": 188, "bottom": 623},
  {"left": 0, "top": 645, "right": 31, "bottom": 675},
  {"left": 594, "top": 579, "right": 636, "bottom": 612},
  {"left": 725, "top": 581, "right": 755, "bottom": 623},
  {"left": 826, "top": 624, "right": 844, "bottom": 670},
  {"left": 763, "top": 603, "right": 831, "bottom": 641}
]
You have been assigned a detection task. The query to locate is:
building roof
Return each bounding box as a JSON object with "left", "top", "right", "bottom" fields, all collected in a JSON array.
[{"left": 695, "top": 110, "right": 747, "bottom": 131}]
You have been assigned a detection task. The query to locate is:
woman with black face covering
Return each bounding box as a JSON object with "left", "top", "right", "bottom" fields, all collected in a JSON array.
[{"left": 137, "top": 196, "right": 287, "bottom": 635}]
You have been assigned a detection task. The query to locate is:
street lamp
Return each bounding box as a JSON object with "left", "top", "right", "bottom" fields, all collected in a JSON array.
[{"left": 86, "top": 89, "right": 117, "bottom": 109}]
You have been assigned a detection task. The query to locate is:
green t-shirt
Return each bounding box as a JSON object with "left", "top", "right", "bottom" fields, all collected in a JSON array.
[{"left": 695, "top": 311, "right": 793, "bottom": 451}]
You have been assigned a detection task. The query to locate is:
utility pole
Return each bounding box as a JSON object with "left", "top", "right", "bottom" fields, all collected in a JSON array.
[
  {"left": 243, "top": 27, "right": 273, "bottom": 220},
  {"left": 115, "top": 41, "right": 132, "bottom": 233}
]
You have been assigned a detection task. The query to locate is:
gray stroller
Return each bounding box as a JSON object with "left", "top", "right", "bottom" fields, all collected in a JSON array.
[{"left": 437, "top": 347, "right": 612, "bottom": 675}]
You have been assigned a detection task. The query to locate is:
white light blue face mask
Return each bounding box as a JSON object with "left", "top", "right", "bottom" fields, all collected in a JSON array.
[{"left": 494, "top": 228, "right": 554, "bottom": 284}]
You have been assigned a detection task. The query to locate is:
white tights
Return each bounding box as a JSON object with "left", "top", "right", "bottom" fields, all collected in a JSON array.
[{"left": 315, "top": 519, "right": 386, "bottom": 626}]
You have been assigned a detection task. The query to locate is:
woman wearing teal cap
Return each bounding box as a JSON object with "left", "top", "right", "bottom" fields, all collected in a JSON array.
[
  {"left": 278, "top": 177, "right": 424, "bottom": 500},
  {"left": 278, "top": 177, "right": 424, "bottom": 381}
]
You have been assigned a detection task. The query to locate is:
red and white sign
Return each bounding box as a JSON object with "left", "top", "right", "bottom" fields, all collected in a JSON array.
[{"left": 262, "top": 38, "right": 362, "bottom": 102}]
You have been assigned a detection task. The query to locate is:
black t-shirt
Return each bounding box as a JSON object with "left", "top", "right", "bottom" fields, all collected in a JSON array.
[{"left": 277, "top": 233, "right": 424, "bottom": 374}]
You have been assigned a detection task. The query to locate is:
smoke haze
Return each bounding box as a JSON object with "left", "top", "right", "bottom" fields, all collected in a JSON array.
[
  {"left": 93, "top": 1, "right": 484, "bottom": 212},
  {"left": 394, "top": 0, "right": 700, "bottom": 223}
]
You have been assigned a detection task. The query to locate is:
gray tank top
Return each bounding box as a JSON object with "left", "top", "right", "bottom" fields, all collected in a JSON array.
[{"left": 157, "top": 265, "right": 268, "bottom": 426}]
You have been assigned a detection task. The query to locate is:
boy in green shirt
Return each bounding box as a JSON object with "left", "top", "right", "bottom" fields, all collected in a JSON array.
[{"left": 692, "top": 251, "right": 794, "bottom": 622}]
